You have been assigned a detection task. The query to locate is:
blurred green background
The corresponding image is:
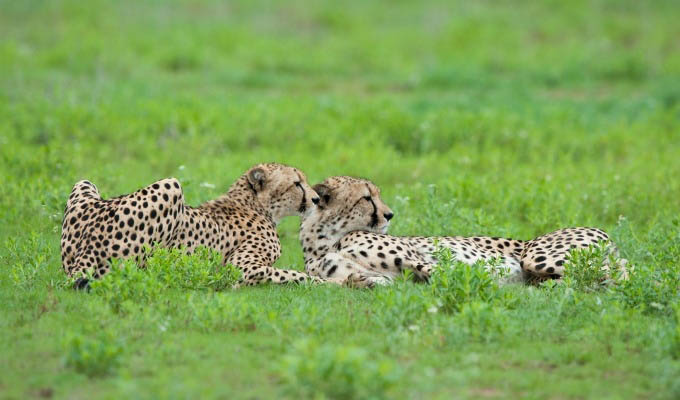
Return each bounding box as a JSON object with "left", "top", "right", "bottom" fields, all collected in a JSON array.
[{"left": 1, "top": 0, "right": 679, "bottom": 398}]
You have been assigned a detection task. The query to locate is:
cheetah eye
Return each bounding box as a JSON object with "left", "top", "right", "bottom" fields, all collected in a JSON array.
[
  {"left": 363, "top": 196, "right": 371, "bottom": 201},
  {"left": 294, "top": 181, "right": 302, "bottom": 187}
]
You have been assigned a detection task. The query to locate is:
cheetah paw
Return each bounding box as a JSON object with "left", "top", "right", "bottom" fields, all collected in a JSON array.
[
  {"left": 344, "top": 274, "right": 391, "bottom": 289},
  {"left": 73, "top": 277, "right": 91, "bottom": 292}
]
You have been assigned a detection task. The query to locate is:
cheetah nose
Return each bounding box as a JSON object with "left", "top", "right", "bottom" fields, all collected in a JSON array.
[
  {"left": 384, "top": 212, "right": 394, "bottom": 221},
  {"left": 311, "top": 197, "right": 320, "bottom": 204}
]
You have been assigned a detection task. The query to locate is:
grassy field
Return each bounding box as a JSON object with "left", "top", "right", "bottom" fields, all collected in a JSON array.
[{"left": 2, "top": 0, "right": 680, "bottom": 398}]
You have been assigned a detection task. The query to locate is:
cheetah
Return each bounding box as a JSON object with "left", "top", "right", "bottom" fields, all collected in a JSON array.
[
  {"left": 61, "top": 163, "right": 356, "bottom": 288},
  {"left": 300, "top": 176, "right": 525, "bottom": 285},
  {"left": 300, "top": 176, "right": 627, "bottom": 285}
]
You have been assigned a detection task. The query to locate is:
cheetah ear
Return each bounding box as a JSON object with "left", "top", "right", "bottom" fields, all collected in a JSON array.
[
  {"left": 247, "top": 168, "right": 267, "bottom": 191},
  {"left": 313, "top": 184, "right": 332, "bottom": 206}
]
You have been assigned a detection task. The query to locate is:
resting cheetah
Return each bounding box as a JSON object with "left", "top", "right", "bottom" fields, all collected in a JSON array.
[
  {"left": 61, "top": 163, "right": 342, "bottom": 288},
  {"left": 301, "top": 176, "right": 525, "bottom": 285},
  {"left": 301, "top": 176, "right": 626, "bottom": 285}
]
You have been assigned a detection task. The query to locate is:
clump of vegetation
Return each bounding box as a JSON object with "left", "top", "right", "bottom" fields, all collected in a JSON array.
[
  {"left": 89, "top": 246, "right": 240, "bottom": 313},
  {"left": 88, "top": 258, "right": 163, "bottom": 314},
  {"left": 452, "top": 301, "right": 508, "bottom": 343},
  {"left": 614, "top": 265, "right": 680, "bottom": 315},
  {"left": 428, "top": 247, "right": 503, "bottom": 313},
  {"left": 373, "top": 270, "right": 430, "bottom": 329},
  {"left": 145, "top": 246, "right": 241, "bottom": 291},
  {"left": 4, "top": 233, "right": 63, "bottom": 291},
  {"left": 64, "top": 333, "right": 123, "bottom": 377},
  {"left": 608, "top": 217, "right": 680, "bottom": 315},
  {"left": 279, "top": 339, "right": 402, "bottom": 400},
  {"left": 561, "top": 241, "right": 625, "bottom": 292},
  {"left": 187, "top": 293, "right": 258, "bottom": 333},
  {"left": 671, "top": 304, "right": 680, "bottom": 360}
]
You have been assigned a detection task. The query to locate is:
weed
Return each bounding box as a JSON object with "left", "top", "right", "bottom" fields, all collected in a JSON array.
[
  {"left": 4, "top": 233, "right": 66, "bottom": 290},
  {"left": 279, "top": 339, "right": 402, "bottom": 400},
  {"left": 89, "top": 258, "right": 165, "bottom": 314},
  {"left": 146, "top": 246, "right": 241, "bottom": 291},
  {"left": 428, "top": 247, "right": 501, "bottom": 313},
  {"left": 187, "top": 293, "right": 258, "bottom": 333},
  {"left": 671, "top": 303, "right": 680, "bottom": 360},
  {"left": 64, "top": 332, "right": 124, "bottom": 377},
  {"left": 373, "top": 270, "right": 429, "bottom": 329},
  {"left": 452, "top": 301, "right": 507, "bottom": 343},
  {"left": 613, "top": 262, "right": 680, "bottom": 315},
  {"left": 89, "top": 247, "right": 240, "bottom": 313},
  {"left": 561, "top": 241, "right": 623, "bottom": 292}
]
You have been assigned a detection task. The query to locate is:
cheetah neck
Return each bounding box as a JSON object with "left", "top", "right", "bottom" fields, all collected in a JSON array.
[
  {"left": 208, "top": 177, "right": 277, "bottom": 225},
  {"left": 299, "top": 216, "right": 347, "bottom": 266}
]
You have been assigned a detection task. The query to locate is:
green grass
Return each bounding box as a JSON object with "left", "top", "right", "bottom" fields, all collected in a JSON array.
[{"left": 1, "top": 0, "right": 680, "bottom": 398}]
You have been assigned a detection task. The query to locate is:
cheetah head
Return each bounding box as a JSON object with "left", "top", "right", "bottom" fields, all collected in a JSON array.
[
  {"left": 245, "top": 163, "right": 319, "bottom": 224},
  {"left": 303, "top": 176, "right": 394, "bottom": 240}
]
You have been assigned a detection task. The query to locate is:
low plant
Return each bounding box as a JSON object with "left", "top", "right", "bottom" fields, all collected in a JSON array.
[
  {"left": 609, "top": 217, "right": 680, "bottom": 315},
  {"left": 613, "top": 263, "right": 680, "bottom": 315},
  {"left": 146, "top": 246, "right": 241, "bottom": 291},
  {"left": 452, "top": 301, "right": 507, "bottom": 343},
  {"left": 89, "top": 246, "right": 241, "bottom": 313},
  {"left": 428, "top": 247, "right": 501, "bottom": 313},
  {"left": 5, "top": 233, "right": 66, "bottom": 290},
  {"left": 279, "top": 339, "right": 402, "bottom": 399},
  {"left": 64, "top": 332, "right": 123, "bottom": 377},
  {"left": 373, "top": 270, "right": 429, "bottom": 329},
  {"left": 187, "top": 292, "right": 258, "bottom": 333},
  {"left": 561, "top": 241, "right": 624, "bottom": 292},
  {"left": 671, "top": 303, "right": 680, "bottom": 360},
  {"left": 89, "top": 258, "right": 165, "bottom": 314}
]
